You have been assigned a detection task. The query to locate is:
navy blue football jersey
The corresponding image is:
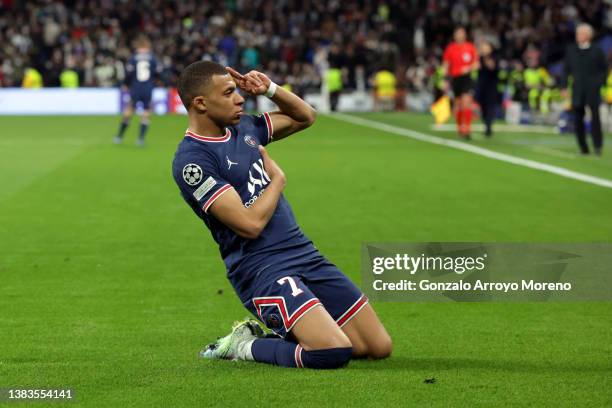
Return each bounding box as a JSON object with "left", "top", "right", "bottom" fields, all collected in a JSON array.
[
  {"left": 172, "top": 113, "right": 320, "bottom": 297},
  {"left": 125, "top": 51, "right": 158, "bottom": 90}
]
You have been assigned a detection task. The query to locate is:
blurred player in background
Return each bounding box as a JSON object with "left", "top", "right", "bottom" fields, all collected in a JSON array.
[
  {"left": 114, "top": 37, "right": 159, "bottom": 146},
  {"left": 172, "top": 61, "right": 391, "bottom": 369},
  {"left": 476, "top": 41, "right": 499, "bottom": 137},
  {"left": 443, "top": 27, "right": 478, "bottom": 139}
]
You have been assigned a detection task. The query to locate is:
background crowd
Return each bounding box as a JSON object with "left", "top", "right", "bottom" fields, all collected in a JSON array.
[{"left": 1, "top": 0, "right": 611, "bottom": 108}]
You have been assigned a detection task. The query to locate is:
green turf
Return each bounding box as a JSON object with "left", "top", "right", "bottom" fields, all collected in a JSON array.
[
  {"left": 1, "top": 113, "right": 611, "bottom": 407},
  {"left": 360, "top": 112, "right": 612, "bottom": 180}
]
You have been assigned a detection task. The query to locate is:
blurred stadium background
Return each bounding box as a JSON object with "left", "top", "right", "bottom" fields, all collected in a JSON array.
[
  {"left": 2, "top": 0, "right": 612, "bottom": 122},
  {"left": 1, "top": 1, "right": 611, "bottom": 406}
]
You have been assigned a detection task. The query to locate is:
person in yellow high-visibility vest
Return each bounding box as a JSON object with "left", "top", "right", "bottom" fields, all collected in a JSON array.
[
  {"left": 373, "top": 68, "right": 396, "bottom": 111},
  {"left": 60, "top": 69, "right": 80, "bottom": 88},
  {"left": 325, "top": 67, "right": 343, "bottom": 111},
  {"left": 22, "top": 67, "right": 43, "bottom": 89},
  {"left": 604, "top": 69, "right": 612, "bottom": 105},
  {"left": 538, "top": 67, "right": 554, "bottom": 114},
  {"left": 604, "top": 69, "right": 612, "bottom": 133},
  {"left": 524, "top": 66, "right": 541, "bottom": 111}
]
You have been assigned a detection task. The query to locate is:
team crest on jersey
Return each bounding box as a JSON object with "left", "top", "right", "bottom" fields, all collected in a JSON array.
[
  {"left": 182, "top": 163, "right": 203, "bottom": 186},
  {"left": 244, "top": 135, "right": 258, "bottom": 147},
  {"left": 267, "top": 314, "right": 281, "bottom": 329}
]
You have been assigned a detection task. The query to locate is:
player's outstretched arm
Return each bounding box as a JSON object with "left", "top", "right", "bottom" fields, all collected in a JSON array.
[
  {"left": 208, "top": 146, "right": 286, "bottom": 239},
  {"left": 226, "top": 67, "right": 316, "bottom": 141}
]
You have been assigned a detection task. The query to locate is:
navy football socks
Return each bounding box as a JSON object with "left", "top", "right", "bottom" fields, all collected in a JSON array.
[
  {"left": 252, "top": 338, "right": 299, "bottom": 367},
  {"left": 300, "top": 347, "right": 353, "bottom": 369},
  {"left": 117, "top": 120, "right": 129, "bottom": 138},
  {"left": 251, "top": 338, "right": 352, "bottom": 369},
  {"left": 138, "top": 120, "right": 149, "bottom": 142}
]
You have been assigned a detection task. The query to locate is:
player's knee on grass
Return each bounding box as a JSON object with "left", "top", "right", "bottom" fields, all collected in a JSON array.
[
  {"left": 350, "top": 332, "right": 392, "bottom": 359},
  {"left": 302, "top": 347, "right": 353, "bottom": 369},
  {"left": 368, "top": 333, "right": 392, "bottom": 359},
  {"left": 298, "top": 327, "right": 352, "bottom": 351},
  {"left": 296, "top": 332, "right": 352, "bottom": 355}
]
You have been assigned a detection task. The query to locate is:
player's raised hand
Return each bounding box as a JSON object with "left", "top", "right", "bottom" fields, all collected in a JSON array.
[
  {"left": 246, "top": 71, "right": 271, "bottom": 89},
  {"left": 258, "top": 145, "right": 286, "bottom": 186},
  {"left": 226, "top": 67, "right": 270, "bottom": 96}
]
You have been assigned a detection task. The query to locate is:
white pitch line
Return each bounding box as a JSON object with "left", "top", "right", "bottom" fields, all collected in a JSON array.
[
  {"left": 529, "top": 145, "right": 577, "bottom": 160},
  {"left": 331, "top": 113, "right": 612, "bottom": 189}
]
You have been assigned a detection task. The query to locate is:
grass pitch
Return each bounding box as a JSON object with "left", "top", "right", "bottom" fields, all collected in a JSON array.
[{"left": 1, "top": 112, "right": 611, "bottom": 407}]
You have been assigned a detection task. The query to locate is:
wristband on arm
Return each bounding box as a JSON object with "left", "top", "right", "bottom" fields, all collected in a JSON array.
[{"left": 265, "top": 81, "right": 277, "bottom": 98}]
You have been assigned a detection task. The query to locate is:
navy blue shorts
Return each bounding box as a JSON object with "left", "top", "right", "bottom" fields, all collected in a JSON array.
[
  {"left": 129, "top": 87, "right": 153, "bottom": 110},
  {"left": 243, "top": 262, "right": 368, "bottom": 338}
]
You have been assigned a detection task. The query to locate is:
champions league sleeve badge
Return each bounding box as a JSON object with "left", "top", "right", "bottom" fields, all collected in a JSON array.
[{"left": 182, "top": 163, "right": 203, "bottom": 186}]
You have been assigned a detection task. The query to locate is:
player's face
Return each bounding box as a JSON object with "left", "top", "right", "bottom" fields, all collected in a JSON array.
[
  {"left": 205, "top": 74, "right": 245, "bottom": 126},
  {"left": 454, "top": 28, "right": 466, "bottom": 43}
]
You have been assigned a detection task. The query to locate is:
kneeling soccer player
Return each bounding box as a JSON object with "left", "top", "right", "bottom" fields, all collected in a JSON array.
[{"left": 172, "top": 61, "right": 392, "bottom": 369}]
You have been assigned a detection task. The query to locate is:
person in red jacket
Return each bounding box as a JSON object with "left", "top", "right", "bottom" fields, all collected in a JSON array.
[{"left": 442, "top": 27, "right": 479, "bottom": 139}]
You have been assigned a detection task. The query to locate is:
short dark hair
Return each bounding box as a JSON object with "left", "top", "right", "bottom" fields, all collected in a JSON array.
[
  {"left": 134, "top": 35, "right": 150, "bottom": 49},
  {"left": 177, "top": 61, "right": 228, "bottom": 109}
]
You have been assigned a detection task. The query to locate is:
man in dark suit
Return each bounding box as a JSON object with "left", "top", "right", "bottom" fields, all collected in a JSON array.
[
  {"left": 476, "top": 41, "right": 499, "bottom": 137},
  {"left": 563, "top": 24, "right": 608, "bottom": 155}
]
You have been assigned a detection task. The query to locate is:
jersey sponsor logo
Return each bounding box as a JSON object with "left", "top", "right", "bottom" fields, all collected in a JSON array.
[
  {"left": 463, "top": 52, "right": 472, "bottom": 63},
  {"left": 247, "top": 159, "right": 271, "bottom": 196},
  {"left": 244, "top": 135, "right": 258, "bottom": 147},
  {"left": 182, "top": 163, "right": 203, "bottom": 186},
  {"left": 244, "top": 188, "right": 265, "bottom": 208},
  {"left": 193, "top": 176, "right": 217, "bottom": 201},
  {"left": 226, "top": 155, "right": 238, "bottom": 170}
]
